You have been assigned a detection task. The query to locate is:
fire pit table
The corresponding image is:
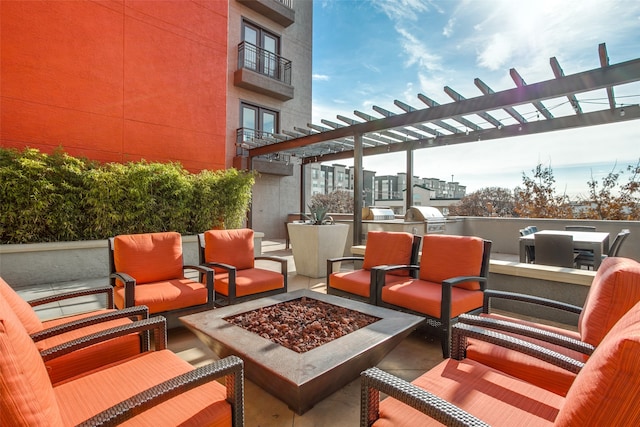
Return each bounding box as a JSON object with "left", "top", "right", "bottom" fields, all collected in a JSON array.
[{"left": 180, "top": 289, "right": 424, "bottom": 414}]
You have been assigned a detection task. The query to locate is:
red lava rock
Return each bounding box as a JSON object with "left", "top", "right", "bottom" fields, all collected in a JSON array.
[{"left": 224, "top": 297, "right": 379, "bottom": 353}]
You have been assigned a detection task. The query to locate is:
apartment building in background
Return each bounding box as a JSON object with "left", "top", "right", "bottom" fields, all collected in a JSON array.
[{"left": 1, "top": 0, "right": 313, "bottom": 239}]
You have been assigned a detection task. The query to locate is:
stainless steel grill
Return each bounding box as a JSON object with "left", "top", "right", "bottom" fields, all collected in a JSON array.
[
  {"left": 404, "top": 206, "right": 446, "bottom": 234},
  {"left": 362, "top": 207, "right": 396, "bottom": 221}
]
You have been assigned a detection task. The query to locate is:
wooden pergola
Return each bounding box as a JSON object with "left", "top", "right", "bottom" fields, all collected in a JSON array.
[{"left": 239, "top": 43, "right": 640, "bottom": 246}]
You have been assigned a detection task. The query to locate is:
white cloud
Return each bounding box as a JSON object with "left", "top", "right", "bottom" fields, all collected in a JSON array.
[
  {"left": 397, "top": 27, "right": 442, "bottom": 71},
  {"left": 443, "top": 18, "right": 455, "bottom": 37},
  {"left": 312, "top": 74, "right": 330, "bottom": 81}
]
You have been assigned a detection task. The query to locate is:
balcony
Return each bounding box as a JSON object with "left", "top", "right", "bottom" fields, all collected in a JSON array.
[
  {"left": 234, "top": 128, "right": 294, "bottom": 175},
  {"left": 237, "top": 0, "right": 295, "bottom": 27},
  {"left": 234, "top": 42, "right": 294, "bottom": 100}
]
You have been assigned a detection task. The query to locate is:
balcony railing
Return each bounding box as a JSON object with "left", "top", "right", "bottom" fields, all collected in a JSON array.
[{"left": 238, "top": 42, "right": 291, "bottom": 85}]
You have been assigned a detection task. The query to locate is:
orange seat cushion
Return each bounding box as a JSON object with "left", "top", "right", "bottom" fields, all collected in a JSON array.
[
  {"left": 374, "top": 358, "right": 563, "bottom": 426},
  {"left": 0, "top": 297, "right": 64, "bottom": 426},
  {"left": 381, "top": 279, "right": 483, "bottom": 318},
  {"left": 465, "top": 313, "right": 585, "bottom": 395},
  {"left": 214, "top": 268, "right": 284, "bottom": 297},
  {"left": 114, "top": 279, "right": 208, "bottom": 314},
  {"left": 578, "top": 256, "right": 640, "bottom": 346},
  {"left": 113, "top": 232, "right": 184, "bottom": 285},
  {"left": 204, "top": 229, "right": 255, "bottom": 274},
  {"left": 330, "top": 269, "right": 407, "bottom": 297},
  {"left": 362, "top": 231, "right": 414, "bottom": 276},
  {"left": 556, "top": 300, "right": 640, "bottom": 425},
  {"left": 40, "top": 312, "right": 141, "bottom": 384},
  {"left": 55, "top": 350, "right": 231, "bottom": 427},
  {"left": 0, "top": 276, "right": 43, "bottom": 334},
  {"left": 419, "top": 235, "right": 484, "bottom": 291}
]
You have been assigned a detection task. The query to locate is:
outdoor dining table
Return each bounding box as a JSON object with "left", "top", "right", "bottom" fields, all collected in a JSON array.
[{"left": 519, "top": 230, "right": 610, "bottom": 269}]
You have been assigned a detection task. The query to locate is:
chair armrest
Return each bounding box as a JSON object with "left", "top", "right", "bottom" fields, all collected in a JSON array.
[
  {"left": 457, "top": 313, "right": 594, "bottom": 355},
  {"left": 184, "top": 264, "right": 214, "bottom": 275},
  {"left": 77, "top": 355, "right": 244, "bottom": 427},
  {"left": 31, "top": 305, "right": 150, "bottom": 342},
  {"left": 28, "top": 286, "right": 115, "bottom": 309},
  {"left": 110, "top": 271, "right": 136, "bottom": 286},
  {"left": 361, "top": 366, "right": 489, "bottom": 427},
  {"left": 372, "top": 264, "right": 420, "bottom": 302},
  {"left": 202, "top": 261, "right": 236, "bottom": 273},
  {"left": 451, "top": 323, "right": 585, "bottom": 374},
  {"left": 327, "top": 256, "right": 364, "bottom": 276},
  {"left": 40, "top": 316, "right": 168, "bottom": 362},
  {"left": 255, "top": 255, "right": 288, "bottom": 276},
  {"left": 483, "top": 289, "right": 583, "bottom": 315},
  {"left": 443, "top": 276, "right": 488, "bottom": 290}
]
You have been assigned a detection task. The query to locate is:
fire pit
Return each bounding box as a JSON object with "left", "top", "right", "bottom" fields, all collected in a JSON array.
[{"left": 181, "top": 289, "right": 424, "bottom": 414}]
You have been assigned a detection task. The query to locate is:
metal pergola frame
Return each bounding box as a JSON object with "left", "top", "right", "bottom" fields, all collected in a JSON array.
[{"left": 240, "top": 43, "right": 640, "bottom": 246}]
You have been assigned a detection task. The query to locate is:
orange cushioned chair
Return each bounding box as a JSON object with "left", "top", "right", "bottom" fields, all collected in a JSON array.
[
  {"left": 199, "top": 229, "right": 288, "bottom": 306},
  {"left": 374, "top": 234, "right": 491, "bottom": 357},
  {"left": 327, "top": 231, "right": 421, "bottom": 304},
  {"left": 361, "top": 301, "right": 640, "bottom": 426},
  {"left": 109, "top": 232, "right": 214, "bottom": 327},
  {"left": 460, "top": 256, "right": 640, "bottom": 396},
  {"left": 0, "top": 277, "right": 147, "bottom": 384},
  {"left": 0, "top": 296, "right": 245, "bottom": 427}
]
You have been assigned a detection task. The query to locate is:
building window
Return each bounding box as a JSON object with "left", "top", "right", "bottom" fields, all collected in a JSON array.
[
  {"left": 241, "top": 102, "right": 279, "bottom": 140},
  {"left": 242, "top": 20, "right": 280, "bottom": 78}
]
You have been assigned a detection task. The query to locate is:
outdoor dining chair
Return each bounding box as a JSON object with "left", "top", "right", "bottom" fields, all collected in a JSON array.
[
  {"left": 327, "top": 231, "right": 421, "bottom": 304},
  {"left": 0, "top": 276, "right": 147, "bottom": 384},
  {"left": 576, "top": 228, "right": 630, "bottom": 270},
  {"left": 459, "top": 256, "right": 640, "bottom": 395},
  {"left": 360, "top": 300, "right": 640, "bottom": 426},
  {"left": 534, "top": 233, "right": 577, "bottom": 268},
  {"left": 373, "top": 234, "right": 492, "bottom": 357},
  {"left": 198, "top": 228, "right": 287, "bottom": 306},
  {"left": 0, "top": 296, "right": 245, "bottom": 427},
  {"left": 108, "top": 231, "right": 215, "bottom": 327}
]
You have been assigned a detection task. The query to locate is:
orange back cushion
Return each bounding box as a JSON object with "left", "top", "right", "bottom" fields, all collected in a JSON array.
[
  {"left": 557, "top": 300, "right": 640, "bottom": 425},
  {"left": 362, "top": 231, "right": 414, "bottom": 276},
  {"left": 419, "top": 235, "right": 485, "bottom": 291},
  {"left": 204, "top": 229, "right": 255, "bottom": 273},
  {"left": 0, "top": 277, "right": 43, "bottom": 334},
  {"left": 578, "top": 257, "right": 640, "bottom": 346},
  {"left": 113, "top": 232, "right": 184, "bottom": 285},
  {"left": 0, "top": 297, "right": 63, "bottom": 426}
]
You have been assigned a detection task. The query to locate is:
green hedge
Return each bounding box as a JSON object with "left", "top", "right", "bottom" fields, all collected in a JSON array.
[{"left": 0, "top": 147, "right": 255, "bottom": 244}]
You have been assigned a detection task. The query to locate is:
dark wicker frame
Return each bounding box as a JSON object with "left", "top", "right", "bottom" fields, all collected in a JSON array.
[
  {"left": 197, "top": 233, "right": 288, "bottom": 306},
  {"left": 360, "top": 322, "right": 585, "bottom": 427},
  {"left": 372, "top": 239, "right": 492, "bottom": 358},
  {"left": 326, "top": 234, "right": 422, "bottom": 304},
  {"left": 42, "top": 316, "right": 245, "bottom": 427},
  {"left": 108, "top": 237, "right": 215, "bottom": 327},
  {"left": 25, "top": 285, "right": 150, "bottom": 344}
]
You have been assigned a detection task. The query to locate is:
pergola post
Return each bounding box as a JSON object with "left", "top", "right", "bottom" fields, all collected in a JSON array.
[
  {"left": 406, "top": 149, "right": 413, "bottom": 213},
  {"left": 353, "top": 132, "right": 363, "bottom": 245}
]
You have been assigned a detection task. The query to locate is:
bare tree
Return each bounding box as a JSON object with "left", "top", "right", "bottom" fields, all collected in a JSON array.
[
  {"left": 514, "top": 164, "right": 574, "bottom": 219},
  {"left": 450, "top": 187, "right": 515, "bottom": 216},
  {"left": 310, "top": 190, "right": 354, "bottom": 213}
]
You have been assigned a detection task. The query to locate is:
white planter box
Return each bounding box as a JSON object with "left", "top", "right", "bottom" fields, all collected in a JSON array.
[{"left": 287, "top": 223, "right": 349, "bottom": 278}]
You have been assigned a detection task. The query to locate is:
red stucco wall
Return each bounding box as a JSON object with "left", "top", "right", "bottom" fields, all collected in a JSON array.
[{"left": 1, "top": 0, "right": 228, "bottom": 172}]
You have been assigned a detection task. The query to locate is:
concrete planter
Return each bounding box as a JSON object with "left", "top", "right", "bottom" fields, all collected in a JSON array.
[{"left": 287, "top": 222, "right": 349, "bottom": 278}]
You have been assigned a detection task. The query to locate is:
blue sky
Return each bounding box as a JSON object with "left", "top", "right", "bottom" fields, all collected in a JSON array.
[{"left": 311, "top": 0, "right": 640, "bottom": 197}]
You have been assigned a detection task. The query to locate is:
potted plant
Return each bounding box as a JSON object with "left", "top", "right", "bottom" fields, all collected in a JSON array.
[{"left": 287, "top": 203, "right": 349, "bottom": 278}]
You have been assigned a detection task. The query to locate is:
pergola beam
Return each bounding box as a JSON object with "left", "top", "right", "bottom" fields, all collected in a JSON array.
[
  {"left": 509, "top": 68, "right": 554, "bottom": 120},
  {"left": 550, "top": 57, "right": 583, "bottom": 114},
  {"left": 249, "top": 57, "right": 640, "bottom": 158},
  {"left": 444, "top": 86, "right": 502, "bottom": 128},
  {"left": 474, "top": 78, "right": 527, "bottom": 124},
  {"left": 599, "top": 42, "right": 616, "bottom": 109}
]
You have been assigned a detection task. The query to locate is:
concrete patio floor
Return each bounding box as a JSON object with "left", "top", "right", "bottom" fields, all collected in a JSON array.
[{"left": 18, "top": 240, "right": 535, "bottom": 427}]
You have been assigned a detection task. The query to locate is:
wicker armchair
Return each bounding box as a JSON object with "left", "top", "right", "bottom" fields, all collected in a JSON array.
[
  {"left": 0, "top": 277, "right": 148, "bottom": 384},
  {"left": 460, "top": 256, "right": 640, "bottom": 395},
  {"left": 361, "top": 302, "right": 640, "bottom": 426},
  {"left": 198, "top": 229, "right": 287, "bottom": 306},
  {"left": 108, "top": 232, "right": 215, "bottom": 327},
  {"left": 327, "top": 231, "right": 421, "bottom": 304},
  {"left": 0, "top": 296, "right": 245, "bottom": 427},
  {"left": 372, "top": 235, "right": 492, "bottom": 357}
]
